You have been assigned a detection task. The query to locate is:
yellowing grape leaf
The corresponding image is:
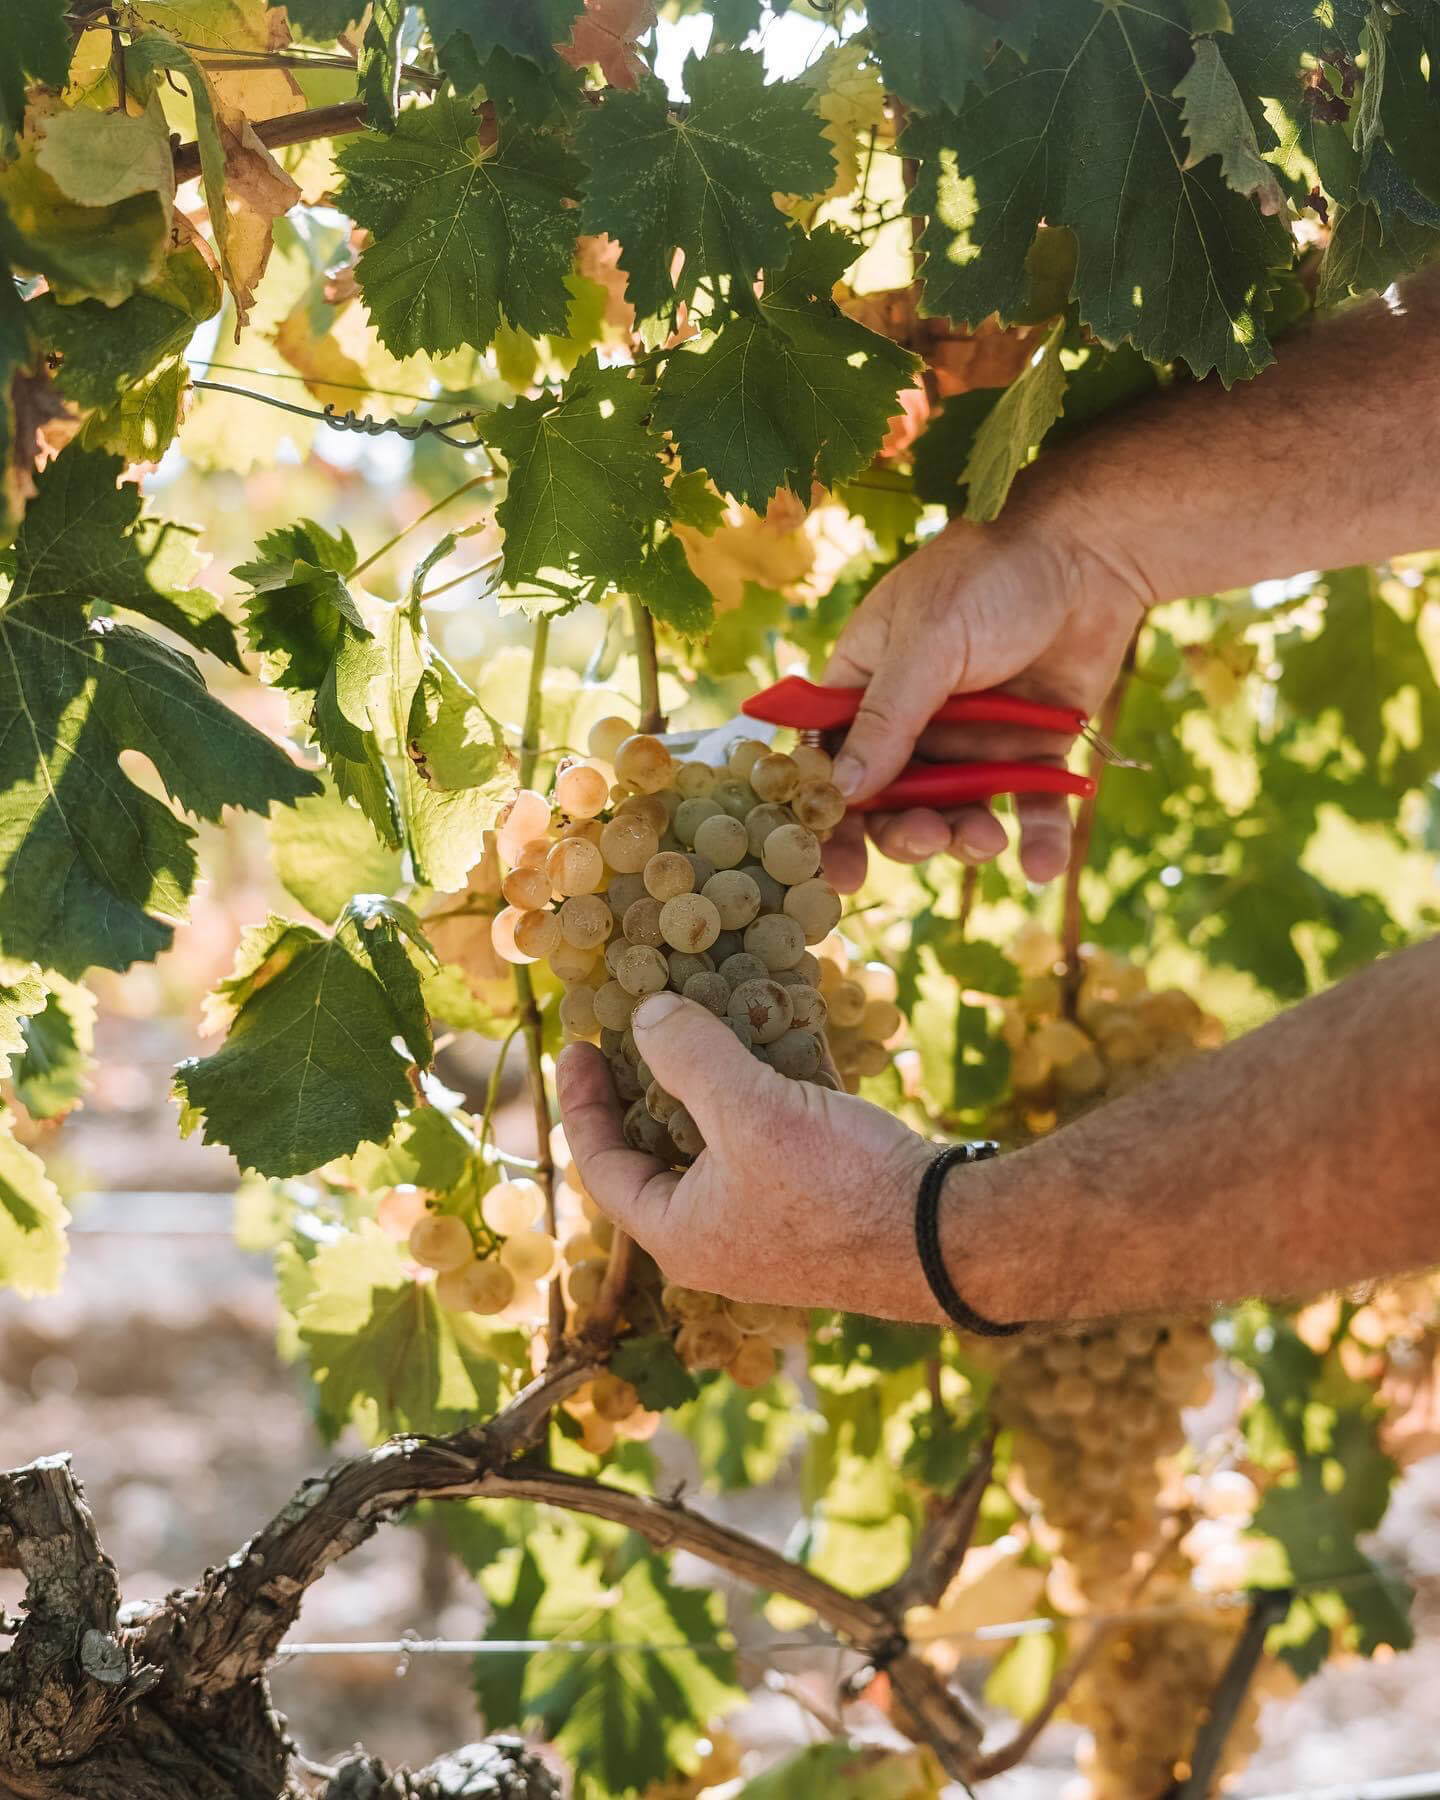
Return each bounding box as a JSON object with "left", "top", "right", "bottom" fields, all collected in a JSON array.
[
  {"left": 792, "top": 40, "right": 888, "bottom": 205},
  {"left": 736, "top": 1742, "right": 947, "bottom": 1800},
  {"left": 0, "top": 448, "right": 318, "bottom": 978},
  {"left": 558, "top": 0, "right": 657, "bottom": 90},
  {"left": 0, "top": 1109, "right": 67, "bottom": 1297},
  {"left": 657, "top": 226, "right": 918, "bottom": 508},
  {"left": 961, "top": 318, "right": 1067, "bottom": 522},
  {"left": 133, "top": 0, "right": 304, "bottom": 117},
  {"left": 0, "top": 963, "right": 46, "bottom": 1082},
  {"left": 579, "top": 49, "right": 835, "bottom": 319},
  {"left": 337, "top": 95, "right": 583, "bottom": 358},
  {"left": 268, "top": 776, "right": 405, "bottom": 924},
  {"left": 272, "top": 302, "right": 373, "bottom": 411},
  {"left": 293, "top": 1221, "right": 502, "bottom": 1439},
  {"left": 33, "top": 106, "right": 175, "bottom": 219},
  {"left": 174, "top": 899, "right": 434, "bottom": 1176}
]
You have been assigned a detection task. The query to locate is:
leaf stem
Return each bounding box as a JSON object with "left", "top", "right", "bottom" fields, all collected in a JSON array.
[{"left": 352, "top": 474, "right": 489, "bottom": 580}]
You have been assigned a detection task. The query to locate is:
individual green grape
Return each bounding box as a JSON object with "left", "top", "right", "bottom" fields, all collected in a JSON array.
[
  {"left": 616, "top": 943, "right": 669, "bottom": 996},
  {"left": 482, "top": 1179, "right": 545, "bottom": 1235},
  {"left": 610, "top": 1054, "right": 644, "bottom": 1102},
  {"left": 559, "top": 984, "right": 599, "bottom": 1038},
  {"left": 622, "top": 896, "right": 665, "bottom": 946},
  {"left": 727, "top": 739, "right": 768, "bottom": 780},
  {"left": 548, "top": 836, "right": 605, "bottom": 896},
  {"left": 693, "top": 812, "right": 749, "bottom": 868},
  {"left": 500, "top": 1230, "right": 559, "bottom": 1282},
  {"left": 861, "top": 997, "right": 903, "bottom": 1041},
  {"left": 743, "top": 912, "right": 805, "bottom": 971},
  {"left": 614, "top": 733, "right": 675, "bottom": 793},
  {"left": 600, "top": 814, "right": 660, "bottom": 873},
  {"left": 719, "top": 950, "right": 768, "bottom": 988},
  {"left": 782, "top": 878, "right": 842, "bottom": 943},
  {"left": 376, "top": 1187, "right": 428, "bottom": 1239},
  {"left": 616, "top": 791, "right": 669, "bottom": 834},
  {"left": 667, "top": 949, "right": 714, "bottom": 987},
  {"left": 595, "top": 980, "right": 638, "bottom": 1030},
  {"left": 556, "top": 760, "right": 610, "bottom": 819},
  {"left": 675, "top": 761, "right": 716, "bottom": 797},
  {"left": 740, "top": 861, "right": 786, "bottom": 913},
  {"left": 789, "top": 985, "right": 828, "bottom": 1031},
  {"left": 669, "top": 1106, "right": 705, "bottom": 1156},
  {"left": 436, "top": 1258, "right": 516, "bottom": 1315},
  {"left": 765, "top": 1028, "right": 821, "bottom": 1078},
  {"left": 559, "top": 893, "right": 612, "bottom": 950},
  {"left": 744, "top": 802, "right": 793, "bottom": 858},
  {"left": 828, "top": 979, "right": 867, "bottom": 1027},
  {"left": 728, "top": 1335, "right": 779, "bottom": 1389},
  {"left": 710, "top": 928, "right": 745, "bottom": 964},
  {"left": 791, "top": 779, "right": 847, "bottom": 832},
  {"left": 644, "top": 851, "right": 696, "bottom": 901},
  {"left": 513, "top": 908, "right": 561, "bottom": 959},
  {"left": 674, "top": 796, "right": 725, "bottom": 845},
  {"left": 645, "top": 1079, "right": 681, "bottom": 1123},
  {"left": 491, "top": 906, "right": 535, "bottom": 966},
  {"left": 726, "top": 1015, "right": 755, "bottom": 1050},
  {"left": 703, "top": 869, "right": 762, "bottom": 930},
  {"left": 502, "top": 867, "right": 551, "bottom": 911},
  {"left": 682, "top": 971, "right": 730, "bottom": 1015},
  {"left": 624, "top": 1097, "right": 674, "bottom": 1156},
  {"left": 660, "top": 892, "right": 722, "bottom": 953},
  {"left": 497, "top": 788, "right": 551, "bottom": 865},
  {"left": 676, "top": 1311, "right": 743, "bottom": 1369},
  {"left": 712, "top": 778, "right": 755, "bottom": 820},
  {"left": 684, "top": 852, "right": 716, "bottom": 891},
  {"left": 761, "top": 822, "right": 822, "bottom": 884},
  {"left": 408, "top": 1212, "right": 474, "bottom": 1272},
  {"left": 750, "top": 751, "right": 800, "bottom": 802},
  {"left": 605, "top": 871, "right": 648, "bottom": 916},
  {"left": 791, "top": 744, "right": 833, "bottom": 783},
  {"left": 588, "top": 715, "right": 634, "bottom": 762},
  {"left": 727, "top": 977, "right": 793, "bottom": 1043}
]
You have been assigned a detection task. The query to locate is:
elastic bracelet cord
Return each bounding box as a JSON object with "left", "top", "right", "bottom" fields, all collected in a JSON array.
[{"left": 915, "top": 1141, "right": 1027, "bottom": 1338}]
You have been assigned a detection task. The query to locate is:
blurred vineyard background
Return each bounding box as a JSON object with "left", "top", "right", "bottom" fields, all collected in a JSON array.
[{"left": 6, "top": 0, "right": 1440, "bottom": 1791}]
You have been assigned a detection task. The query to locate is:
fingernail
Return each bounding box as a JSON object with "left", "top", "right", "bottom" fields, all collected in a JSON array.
[
  {"left": 832, "top": 754, "right": 863, "bottom": 798},
  {"left": 904, "top": 821, "right": 950, "bottom": 857},
  {"left": 634, "top": 991, "right": 684, "bottom": 1031},
  {"left": 956, "top": 828, "right": 994, "bottom": 862}
]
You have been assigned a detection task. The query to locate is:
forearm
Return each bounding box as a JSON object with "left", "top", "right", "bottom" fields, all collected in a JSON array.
[
  {"left": 942, "top": 937, "right": 1440, "bottom": 1325},
  {"left": 1029, "top": 264, "right": 1440, "bottom": 607}
]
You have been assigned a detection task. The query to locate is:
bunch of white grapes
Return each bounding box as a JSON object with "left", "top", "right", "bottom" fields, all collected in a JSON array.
[{"left": 375, "top": 1176, "right": 563, "bottom": 1326}]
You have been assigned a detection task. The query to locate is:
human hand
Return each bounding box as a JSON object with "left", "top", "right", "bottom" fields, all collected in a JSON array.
[
  {"left": 821, "top": 495, "right": 1148, "bottom": 892},
  {"left": 556, "top": 991, "right": 940, "bottom": 1320}
]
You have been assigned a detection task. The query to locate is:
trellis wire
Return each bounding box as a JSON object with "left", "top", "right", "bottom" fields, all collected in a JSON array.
[{"left": 190, "top": 378, "right": 492, "bottom": 451}]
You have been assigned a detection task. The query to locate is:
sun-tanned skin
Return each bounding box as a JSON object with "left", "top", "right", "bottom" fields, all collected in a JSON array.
[{"left": 559, "top": 266, "right": 1440, "bottom": 1327}]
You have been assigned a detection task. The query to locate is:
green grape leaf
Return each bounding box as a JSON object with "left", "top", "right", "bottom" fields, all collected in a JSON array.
[
  {"left": 268, "top": 776, "right": 405, "bottom": 923},
  {"left": 173, "top": 899, "right": 434, "bottom": 1177},
  {"left": 0, "top": 0, "right": 71, "bottom": 154},
  {"left": 1174, "top": 36, "right": 1287, "bottom": 216},
  {"left": 399, "top": 645, "right": 515, "bottom": 891},
  {"left": 668, "top": 469, "right": 727, "bottom": 533},
  {"left": 908, "top": 5, "right": 1293, "bottom": 383},
  {"left": 491, "top": 355, "right": 670, "bottom": 585},
  {"left": 1317, "top": 193, "right": 1440, "bottom": 305},
  {"left": 0, "top": 453, "right": 317, "bottom": 979},
  {"left": 337, "top": 97, "right": 583, "bottom": 359},
  {"left": 426, "top": 0, "right": 584, "bottom": 72},
  {"left": 237, "top": 520, "right": 399, "bottom": 845},
  {"left": 0, "top": 964, "right": 46, "bottom": 1079},
  {"left": 579, "top": 51, "right": 834, "bottom": 319},
  {"left": 961, "top": 318, "right": 1066, "bottom": 522},
  {"left": 342, "top": 1101, "right": 481, "bottom": 1196},
  {"left": 736, "top": 1741, "right": 948, "bottom": 1800},
  {"left": 865, "top": 0, "right": 1036, "bottom": 113},
  {"left": 0, "top": 130, "right": 168, "bottom": 307},
  {"left": 0, "top": 1108, "right": 68, "bottom": 1296},
  {"left": 522, "top": 1554, "right": 744, "bottom": 1793},
  {"left": 627, "top": 536, "right": 714, "bottom": 639},
  {"left": 677, "top": 1375, "right": 803, "bottom": 1492},
  {"left": 658, "top": 226, "right": 918, "bottom": 508},
  {"left": 359, "top": 0, "right": 405, "bottom": 131},
  {"left": 609, "top": 1333, "right": 701, "bottom": 1412},
  {"left": 470, "top": 45, "right": 586, "bottom": 127},
  {"left": 279, "top": 0, "right": 364, "bottom": 33},
  {"left": 1378, "top": 14, "right": 1440, "bottom": 210},
  {"left": 474, "top": 1526, "right": 611, "bottom": 1731},
  {"left": 13, "top": 979, "right": 95, "bottom": 1120},
  {"left": 910, "top": 389, "right": 1000, "bottom": 510},
  {"left": 294, "top": 1221, "right": 502, "bottom": 1439}
]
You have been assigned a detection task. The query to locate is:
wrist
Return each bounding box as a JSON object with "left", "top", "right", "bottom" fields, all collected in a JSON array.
[
  {"left": 1007, "top": 448, "right": 1158, "bottom": 623},
  {"left": 931, "top": 1149, "right": 1038, "bottom": 1330}
]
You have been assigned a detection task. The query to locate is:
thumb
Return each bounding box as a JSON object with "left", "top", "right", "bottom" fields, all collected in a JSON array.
[
  {"left": 830, "top": 656, "right": 956, "bottom": 802},
  {"left": 632, "top": 992, "right": 774, "bottom": 1140}
]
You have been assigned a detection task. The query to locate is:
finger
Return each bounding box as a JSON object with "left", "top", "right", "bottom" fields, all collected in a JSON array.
[
  {"left": 946, "top": 804, "right": 1008, "bottom": 864},
  {"left": 631, "top": 991, "right": 777, "bottom": 1142},
  {"left": 1014, "top": 791, "right": 1074, "bottom": 883},
  {"left": 556, "top": 1042, "right": 679, "bottom": 1237},
  {"left": 866, "top": 807, "right": 954, "bottom": 865},
  {"left": 831, "top": 658, "right": 957, "bottom": 805},
  {"left": 821, "top": 811, "right": 869, "bottom": 894}
]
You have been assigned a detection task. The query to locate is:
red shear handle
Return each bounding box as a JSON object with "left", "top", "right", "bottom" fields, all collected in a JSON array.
[
  {"left": 852, "top": 762, "right": 1095, "bottom": 815},
  {"left": 742, "top": 675, "right": 1085, "bottom": 736}
]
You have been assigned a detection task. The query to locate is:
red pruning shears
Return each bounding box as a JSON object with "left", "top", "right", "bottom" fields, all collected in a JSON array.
[{"left": 739, "top": 675, "right": 1111, "bottom": 814}]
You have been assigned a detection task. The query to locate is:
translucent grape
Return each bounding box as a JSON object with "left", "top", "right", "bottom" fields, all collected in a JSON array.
[
  {"left": 584, "top": 716, "right": 630, "bottom": 765},
  {"left": 500, "top": 1230, "right": 559, "bottom": 1282},
  {"left": 782, "top": 878, "right": 842, "bottom": 943},
  {"left": 408, "top": 1212, "right": 474, "bottom": 1272},
  {"left": 726, "top": 739, "right": 768, "bottom": 780},
  {"left": 677, "top": 1313, "right": 743, "bottom": 1370},
  {"left": 761, "top": 822, "right": 822, "bottom": 884},
  {"left": 604, "top": 938, "right": 628, "bottom": 977},
  {"left": 614, "top": 733, "right": 675, "bottom": 794},
  {"left": 645, "top": 1080, "right": 681, "bottom": 1123},
  {"left": 702, "top": 870, "right": 761, "bottom": 930},
  {"left": 616, "top": 943, "right": 669, "bottom": 996},
  {"left": 594, "top": 980, "right": 637, "bottom": 1030},
  {"left": 497, "top": 788, "right": 550, "bottom": 864},
  {"left": 547, "top": 837, "right": 604, "bottom": 897},
  {"left": 791, "top": 744, "right": 833, "bottom": 783},
  {"left": 559, "top": 985, "right": 599, "bottom": 1038},
  {"left": 491, "top": 906, "right": 536, "bottom": 966},
  {"left": 513, "top": 908, "right": 561, "bottom": 959},
  {"left": 727, "top": 977, "right": 793, "bottom": 1044},
  {"left": 743, "top": 913, "right": 805, "bottom": 971},
  {"left": 744, "top": 802, "right": 793, "bottom": 859},
  {"left": 674, "top": 796, "right": 724, "bottom": 846},
  {"left": 502, "top": 867, "right": 551, "bottom": 911},
  {"left": 828, "top": 979, "right": 867, "bottom": 1027},
  {"left": 592, "top": 1371, "right": 641, "bottom": 1421},
  {"left": 482, "top": 1178, "right": 546, "bottom": 1235},
  {"left": 644, "top": 851, "right": 695, "bottom": 901},
  {"left": 559, "top": 893, "right": 612, "bottom": 950},
  {"left": 514, "top": 837, "right": 552, "bottom": 870},
  {"left": 693, "top": 812, "right": 748, "bottom": 868},
  {"left": 450, "top": 1258, "right": 516, "bottom": 1315},
  {"left": 556, "top": 760, "right": 610, "bottom": 819},
  {"left": 600, "top": 814, "right": 660, "bottom": 874},
  {"left": 682, "top": 971, "right": 730, "bottom": 1015},
  {"left": 616, "top": 791, "right": 669, "bottom": 835},
  {"left": 861, "top": 997, "right": 903, "bottom": 1041},
  {"left": 376, "top": 1187, "right": 427, "bottom": 1239},
  {"left": 675, "top": 762, "right": 716, "bottom": 797},
  {"left": 621, "top": 896, "right": 665, "bottom": 947},
  {"left": 751, "top": 751, "right": 801, "bottom": 803},
  {"left": 660, "top": 893, "right": 722, "bottom": 953},
  {"left": 728, "top": 1336, "right": 779, "bottom": 1389},
  {"left": 791, "top": 780, "right": 846, "bottom": 833}
]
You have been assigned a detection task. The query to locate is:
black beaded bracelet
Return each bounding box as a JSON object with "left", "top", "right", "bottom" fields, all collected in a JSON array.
[{"left": 915, "top": 1141, "right": 1027, "bottom": 1338}]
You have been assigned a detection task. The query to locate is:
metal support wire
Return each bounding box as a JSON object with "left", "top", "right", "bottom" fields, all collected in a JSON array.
[
  {"left": 190, "top": 379, "right": 492, "bottom": 451},
  {"left": 1249, "top": 1779, "right": 1440, "bottom": 1800}
]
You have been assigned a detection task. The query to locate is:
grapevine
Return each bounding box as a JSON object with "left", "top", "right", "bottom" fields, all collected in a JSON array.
[{"left": 0, "top": 3, "right": 1436, "bottom": 1798}]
